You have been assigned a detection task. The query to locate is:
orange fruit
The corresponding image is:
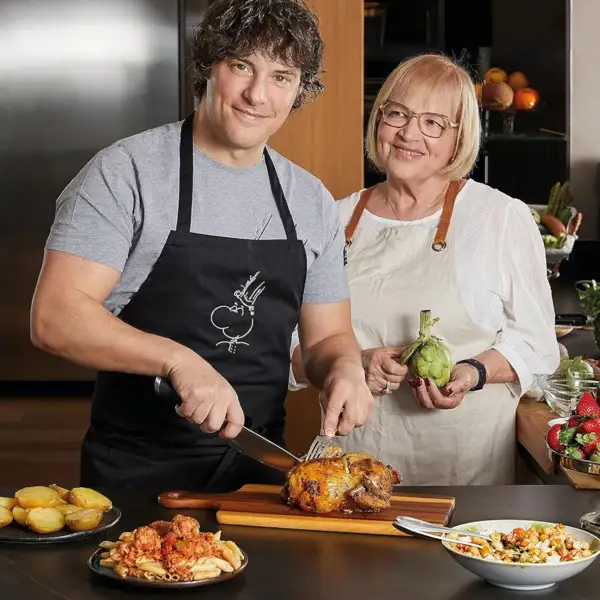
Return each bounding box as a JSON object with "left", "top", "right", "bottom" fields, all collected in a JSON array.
[
  {"left": 474, "top": 82, "right": 483, "bottom": 104},
  {"left": 507, "top": 71, "right": 529, "bottom": 91},
  {"left": 484, "top": 68, "right": 507, "bottom": 84},
  {"left": 513, "top": 87, "right": 540, "bottom": 110},
  {"left": 481, "top": 82, "right": 514, "bottom": 110}
]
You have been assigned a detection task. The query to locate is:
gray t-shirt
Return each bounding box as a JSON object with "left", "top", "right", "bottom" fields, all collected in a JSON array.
[{"left": 45, "top": 121, "right": 349, "bottom": 315}]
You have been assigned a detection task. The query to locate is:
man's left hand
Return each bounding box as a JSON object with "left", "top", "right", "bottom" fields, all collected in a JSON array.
[
  {"left": 319, "top": 361, "right": 374, "bottom": 437},
  {"left": 410, "top": 362, "right": 478, "bottom": 410}
]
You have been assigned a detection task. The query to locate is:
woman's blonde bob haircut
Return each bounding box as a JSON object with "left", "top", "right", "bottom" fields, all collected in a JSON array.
[{"left": 366, "top": 54, "right": 481, "bottom": 181}]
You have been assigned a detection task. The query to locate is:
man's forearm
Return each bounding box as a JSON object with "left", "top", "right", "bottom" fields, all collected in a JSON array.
[
  {"left": 302, "top": 332, "right": 364, "bottom": 389},
  {"left": 31, "top": 292, "right": 193, "bottom": 377}
]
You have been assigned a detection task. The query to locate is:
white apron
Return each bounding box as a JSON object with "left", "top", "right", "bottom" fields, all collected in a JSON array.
[{"left": 337, "top": 185, "right": 519, "bottom": 485}]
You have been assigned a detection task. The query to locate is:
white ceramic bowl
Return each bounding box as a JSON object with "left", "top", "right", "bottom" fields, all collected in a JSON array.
[{"left": 442, "top": 519, "right": 600, "bottom": 591}]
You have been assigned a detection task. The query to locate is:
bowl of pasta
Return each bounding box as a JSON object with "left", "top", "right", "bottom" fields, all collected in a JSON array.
[
  {"left": 88, "top": 514, "right": 247, "bottom": 588},
  {"left": 441, "top": 520, "right": 600, "bottom": 591}
]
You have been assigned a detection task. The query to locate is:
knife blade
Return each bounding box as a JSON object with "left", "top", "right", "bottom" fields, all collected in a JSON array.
[{"left": 154, "top": 376, "right": 300, "bottom": 473}]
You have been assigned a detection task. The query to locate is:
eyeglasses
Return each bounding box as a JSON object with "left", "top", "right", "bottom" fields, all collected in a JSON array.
[{"left": 379, "top": 101, "right": 459, "bottom": 139}]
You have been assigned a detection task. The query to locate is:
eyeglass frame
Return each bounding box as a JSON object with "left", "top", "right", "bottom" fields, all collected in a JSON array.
[{"left": 378, "top": 101, "right": 460, "bottom": 139}]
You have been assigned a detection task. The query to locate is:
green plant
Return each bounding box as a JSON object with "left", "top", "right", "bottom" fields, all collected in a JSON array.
[
  {"left": 546, "top": 181, "right": 573, "bottom": 226},
  {"left": 578, "top": 280, "right": 600, "bottom": 349}
]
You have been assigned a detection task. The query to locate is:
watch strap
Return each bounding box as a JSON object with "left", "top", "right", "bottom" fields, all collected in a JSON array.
[{"left": 456, "top": 358, "right": 487, "bottom": 391}]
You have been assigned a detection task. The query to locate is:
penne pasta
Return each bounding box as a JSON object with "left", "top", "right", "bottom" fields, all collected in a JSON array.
[
  {"left": 224, "top": 540, "right": 244, "bottom": 560},
  {"left": 193, "top": 569, "right": 221, "bottom": 581},
  {"left": 138, "top": 562, "right": 167, "bottom": 576},
  {"left": 95, "top": 515, "right": 244, "bottom": 583},
  {"left": 99, "top": 558, "right": 116, "bottom": 568},
  {"left": 114, "top": 564, "right": 129, "bottom": 578},
  {"left": 210, "top": 557, "right": 234, "bottom": 573}
]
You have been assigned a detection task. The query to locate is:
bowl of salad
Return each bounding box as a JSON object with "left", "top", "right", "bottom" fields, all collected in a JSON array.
[{"left": 442, "top": 520, "right": 599, "bottom": 591}]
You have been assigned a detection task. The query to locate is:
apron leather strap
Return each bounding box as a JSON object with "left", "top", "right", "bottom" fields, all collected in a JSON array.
[
  {"left": 344, "top": 181, "right": 462, "bottom": 250},
  {"left": 431, "top": 180, "right": 461, "bottom": 252},
  {"left": 344, "top": 187, "right": 376, "bottom": 245}
]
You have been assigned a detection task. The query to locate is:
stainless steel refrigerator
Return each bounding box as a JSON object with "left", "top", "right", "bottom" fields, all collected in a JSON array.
[{"left": 0, "top": 0, "right": 207, "bottom": 384}]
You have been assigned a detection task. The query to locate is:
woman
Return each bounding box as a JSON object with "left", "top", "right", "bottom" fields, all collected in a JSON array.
[{"left": 290, "top": 54, "right": 559, "bottom": 485}]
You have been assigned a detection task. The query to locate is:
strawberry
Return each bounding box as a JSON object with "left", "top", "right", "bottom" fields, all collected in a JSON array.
[
  {"left": 575, "top": 432, "right": 600, "bottom": 457},
  {"left": 576, "top": 392, "right": 600, "bottom": 417},
  {"left": 579, "top": 417, "right": 600, "bottom": 436},
  {"left": 547, "top": 423, "right": 577, "bottom": 452},
  {"left": 568, "top": 416, "right": 582, "bottom": 429},
  {"left": 564, "top": 446, "right": 585, "bottom": 460}
]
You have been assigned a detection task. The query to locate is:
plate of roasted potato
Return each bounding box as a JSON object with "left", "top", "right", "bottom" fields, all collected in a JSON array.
[{"left": 0, "top": 485, "right": 120, "bottom": 543}]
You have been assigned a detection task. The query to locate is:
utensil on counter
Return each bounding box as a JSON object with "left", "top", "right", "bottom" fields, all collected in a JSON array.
[
  {"left": 396, "top": 516, "right": 493, "bottom": 541},
  {"left": 153, "top": 377, "right": 300, "bottom": 473}
]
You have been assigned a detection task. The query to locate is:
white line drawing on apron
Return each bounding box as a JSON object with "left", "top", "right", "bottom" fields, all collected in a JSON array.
[{"left": 210, "top": 271, "right": 266, "bottom": 354}]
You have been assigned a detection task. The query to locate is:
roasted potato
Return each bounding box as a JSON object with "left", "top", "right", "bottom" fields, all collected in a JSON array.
[
  {"left": 69, "top": 488, "right": 112, "bottom": 512},
  {"left": 12, "top": 506, "right": 29, "bottom": 526},
  {"left": 0, "top": 497, "right": 17, "bottom": 510},
  {"left": 0, "top": 507, "right": 13, "bottom": 528},
  {"left": 15, "top": 486, "right": 63, "bottom": 509},
  {"left": 49, "top": 485, "right": 70, "bottom": 502},
  {"left": 65, "top": 508, "right": 103, "bottom": 532},
  {"left": 55, "top": 504, "right": 84, "bottom": 517},
  {"left": 26, "top": 507, "right": 65, "bottom": 534}
]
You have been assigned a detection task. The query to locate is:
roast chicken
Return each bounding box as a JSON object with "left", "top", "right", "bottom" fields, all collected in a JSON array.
[{"left": 282, "top": 446, "right": 400, "bottom": 514}]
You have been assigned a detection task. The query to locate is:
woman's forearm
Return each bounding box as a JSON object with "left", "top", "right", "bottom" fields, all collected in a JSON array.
[{"left": 474, "top": 349, "right": 518, "bottom": 384}]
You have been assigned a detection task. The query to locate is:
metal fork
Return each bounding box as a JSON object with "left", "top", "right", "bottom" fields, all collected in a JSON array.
[
  {"left": 396, "top": 516, "right": 493, "bottom": 542},
  {"left": 304, "top": 403, "right": 335, "bottom": 460}
]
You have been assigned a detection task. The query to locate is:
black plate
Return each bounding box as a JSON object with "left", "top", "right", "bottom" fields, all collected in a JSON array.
[
  {"left": 0, "top": 507, "right": 121, "bottom": 544},
  {"left": 87, "top": 545, "right": 248, "bottom": 589}
]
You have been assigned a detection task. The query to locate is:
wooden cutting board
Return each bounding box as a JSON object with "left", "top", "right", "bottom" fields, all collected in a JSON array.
[
  {"left": 561, "top": 467, "right": 600, "bottom": 490},
  {"left": 157, "top": 484, "right": 455, "bottom": 536}
]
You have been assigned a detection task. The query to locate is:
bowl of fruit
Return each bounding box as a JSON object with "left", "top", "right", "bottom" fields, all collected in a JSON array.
[{"left": 546, "top": 391, "right": 600, "bottom": 475}]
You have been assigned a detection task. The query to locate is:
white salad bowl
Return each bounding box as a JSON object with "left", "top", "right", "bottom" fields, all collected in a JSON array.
[{"left": 442, "top": 519, "right": 600, "bottom": 591}]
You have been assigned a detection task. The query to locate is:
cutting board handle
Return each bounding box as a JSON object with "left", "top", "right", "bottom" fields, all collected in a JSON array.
[
  {"left": 157, "top": 485, "right": 280, "bottom": 509},
  {"left": 157, "top": 490, "right": 229, "bottom": 510}
]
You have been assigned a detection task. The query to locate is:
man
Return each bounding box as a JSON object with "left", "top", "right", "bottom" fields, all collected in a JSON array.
[{"left": 30, "top": 0, "right": 373, "bottom": 491}]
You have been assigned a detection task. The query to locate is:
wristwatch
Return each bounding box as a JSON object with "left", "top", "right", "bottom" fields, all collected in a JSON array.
[{"left": 456, "top": 358, "right": 487, "bottom": 391}]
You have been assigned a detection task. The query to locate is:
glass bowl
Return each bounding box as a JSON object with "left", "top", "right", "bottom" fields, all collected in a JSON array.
[{"left": 539, "top": 375, "right": 600, "bottom": 418}]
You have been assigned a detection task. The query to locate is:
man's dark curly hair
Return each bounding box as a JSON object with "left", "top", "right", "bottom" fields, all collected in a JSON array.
[{"left": 191, "top": 0, "right": 324, "bottom": 110}]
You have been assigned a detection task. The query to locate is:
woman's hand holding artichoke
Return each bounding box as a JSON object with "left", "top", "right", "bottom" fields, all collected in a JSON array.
[
  {"left": 362, "top": 346, "right": 409, "bottom": 396},
  {"left": 409, "top": 362, "right": 480, "bottom": 409}
]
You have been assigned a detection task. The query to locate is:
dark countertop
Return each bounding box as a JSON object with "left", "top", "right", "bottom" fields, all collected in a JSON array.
[{"left": 1, "top": 486, "right": 600, "bottom": 600}]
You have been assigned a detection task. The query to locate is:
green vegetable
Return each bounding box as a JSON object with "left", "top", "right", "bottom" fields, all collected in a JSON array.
[
  {"left": 546, "top": 181, "right": 574, "bottom": 226},
  {"left": 530, "top": 207, "right": 541, "bottom": 224},
  {"left": 399, "top": 310, "right": 452, "bottom": 387},
  {"left": 556, "top": 356, "right": 595, "bottom": 390},
  {"left": 578, "top": 280, "right": 600, "bottom": 350}
]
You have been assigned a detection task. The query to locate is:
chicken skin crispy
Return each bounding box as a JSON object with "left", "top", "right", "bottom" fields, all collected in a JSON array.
[{"left": 282, "top": 446, "right": 400, "bottom": 514}]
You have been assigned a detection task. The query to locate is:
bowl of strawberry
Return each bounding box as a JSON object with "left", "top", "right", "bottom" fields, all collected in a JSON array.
[{"left": 546, "top": 392, "right": 600, "bottom": 475}]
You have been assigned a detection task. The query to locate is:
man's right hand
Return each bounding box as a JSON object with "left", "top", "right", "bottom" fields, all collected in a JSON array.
[{"left": 167, "top": 354, "right": 244, "bottom": 439}]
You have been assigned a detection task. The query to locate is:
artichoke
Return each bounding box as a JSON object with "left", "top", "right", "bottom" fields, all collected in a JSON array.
[{"left": 400, "top": 309, "right": 453, "bottom": 387}]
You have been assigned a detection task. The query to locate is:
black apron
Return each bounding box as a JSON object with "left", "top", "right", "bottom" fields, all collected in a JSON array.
[{"left": 80, "top": 112, "right": 307, "bottom": 492}]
